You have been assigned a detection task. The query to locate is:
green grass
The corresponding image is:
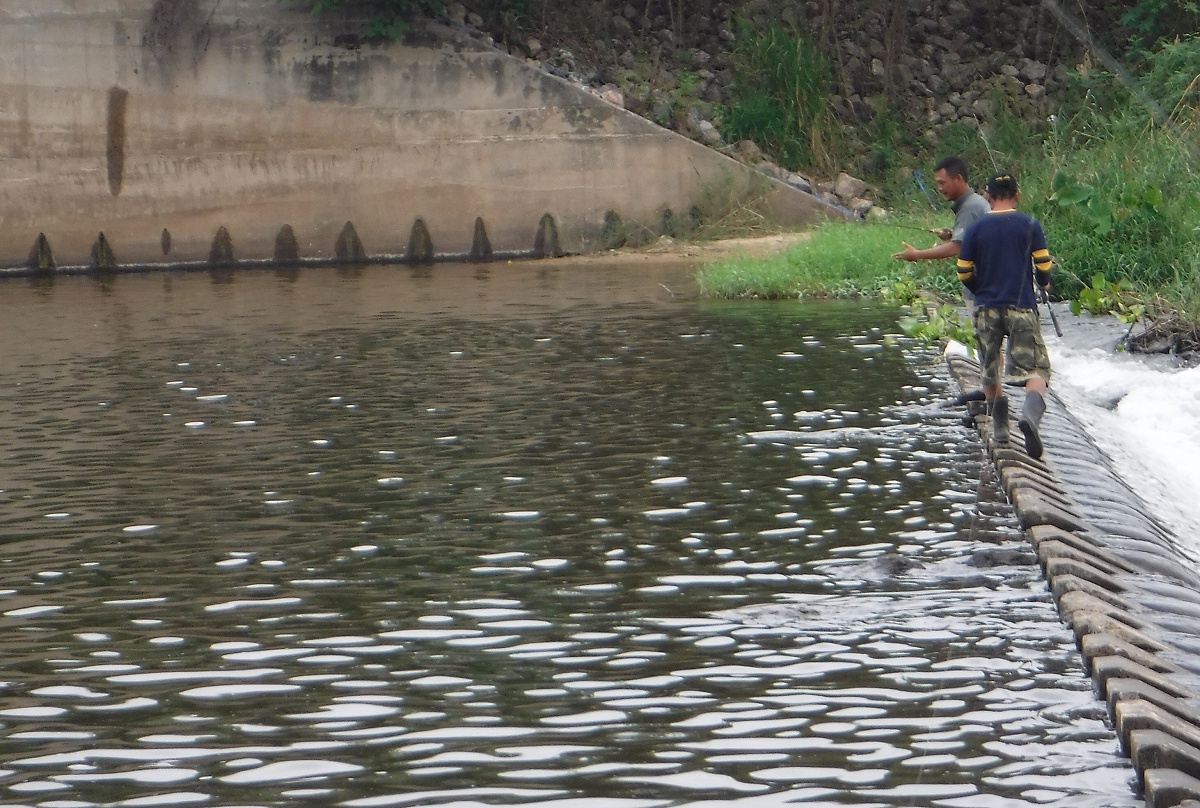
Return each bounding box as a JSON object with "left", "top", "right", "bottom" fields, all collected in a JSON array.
[{"left": 696, "top": 219, "right": 961, "bottom": 300}]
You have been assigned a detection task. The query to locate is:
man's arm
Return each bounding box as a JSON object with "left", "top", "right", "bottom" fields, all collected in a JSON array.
[
  {"left": 893, "top": 239, "right": 961, "bottom": 262},
  {"left": 1031, "top": 221, "right": 1053, "bottom": 288}
]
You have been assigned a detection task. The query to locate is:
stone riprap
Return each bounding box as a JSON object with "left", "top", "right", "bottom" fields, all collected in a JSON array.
[{"left": 947, "top": 353, "right": 1200, "bottom": 808}]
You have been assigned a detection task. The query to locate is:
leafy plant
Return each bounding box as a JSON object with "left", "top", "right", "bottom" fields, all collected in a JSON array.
[
  {"left": 898, "top": 305, "right": 976, "bottom": 349},
  {"left": 1048, "top": 171, "right": 1113, "bottom": 234},
  {"left": 880, "top": 276, "right": 920, "bottom": 306},
  {"left": 1121, "top": 0, "right": 1200, "bottom": 45},
  {"left": 1070, "top": 272, "right": 1147, "bottom": 324}
]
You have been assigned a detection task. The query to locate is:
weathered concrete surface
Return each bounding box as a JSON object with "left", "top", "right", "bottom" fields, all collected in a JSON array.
[
  {"left": 0, "top": 0, "right": 837, "bottom": 271},
  {"left": 947, "top": 349, "right": 1200, "bottom": 807}
]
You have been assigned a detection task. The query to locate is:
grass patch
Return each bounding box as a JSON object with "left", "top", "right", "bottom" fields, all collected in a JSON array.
[{"left": 697, "top": 219, "right": 962, "bottom": 300}]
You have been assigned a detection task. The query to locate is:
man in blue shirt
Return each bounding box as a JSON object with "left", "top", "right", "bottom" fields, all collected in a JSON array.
[{"left": 956, "top": 172, "right": 1054, "bottom": 459}]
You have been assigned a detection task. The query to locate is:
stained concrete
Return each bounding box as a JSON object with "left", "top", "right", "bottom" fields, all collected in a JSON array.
[{"left": 0, "top": 1, "right": 839, "bottom": 271}]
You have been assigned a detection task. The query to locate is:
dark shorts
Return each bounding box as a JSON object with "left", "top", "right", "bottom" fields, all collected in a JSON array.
[{"left": 973, "top": 306, "right": 1051, "bottom": 387}]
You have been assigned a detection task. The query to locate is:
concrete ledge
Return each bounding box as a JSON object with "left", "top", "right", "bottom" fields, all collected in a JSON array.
[
  {"left": 1028, "top": 525, "right": 1141, "bottom": 573},
  {"left": 1082, "top": 633, "right": 1182, "bottom": 677},
  {"left": 1143, "top": 768, "right": 1200, "bottom": 808},
  {"left": 1058, "top": 590, "right": 1153, "bottom": 630},
  {"left": 1044, "top": 556, "right": 1127, "bottom": 593},
  {"left": 1054, "top": 574, "right": 1137, "bottom": 610},
  {"left": 1132, "top": 729, "right": 1200, "bottom": 783},
  {"left": 1093, "top": 656, "right": 1200, "bottom": 702},
  {"left": 1069, "top": 610, "right": 1169, "bottom": 653},
  {"left": 1118, "top": 699, "right": 1200, "bottom": 756},
  {"left": 1109, "top": 679, "right": 1200, "bottom": 727},
  {"left": 1010, "top": 487, "right": 1090, "bottom": 531}
]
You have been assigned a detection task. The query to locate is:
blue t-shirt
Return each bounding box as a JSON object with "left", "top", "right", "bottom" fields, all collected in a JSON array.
[{"left": 956, "top": 210, "right": 1053, "bottom": 309}]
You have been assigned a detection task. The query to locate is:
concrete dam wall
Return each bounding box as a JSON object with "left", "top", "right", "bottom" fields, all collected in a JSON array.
[{"left": 0, "top": 0, "right": 836, "bottom": 271}]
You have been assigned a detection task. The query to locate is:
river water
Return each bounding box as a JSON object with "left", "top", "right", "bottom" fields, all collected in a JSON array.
[{"left": 0, "top": 264, "right": 1137, "bottom": 807}]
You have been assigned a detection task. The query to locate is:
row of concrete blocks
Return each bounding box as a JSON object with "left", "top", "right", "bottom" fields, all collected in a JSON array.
[
  {"left": 948, "top": 353, "right": 1200, "bottom": 808},
  {"left": 9, "top": 215, "right": 566, "bottom": 276}
]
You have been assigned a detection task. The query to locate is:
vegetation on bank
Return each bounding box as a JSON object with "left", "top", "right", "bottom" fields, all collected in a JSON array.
[{"left": 701, "top": 33, "right": 1200, "bottom": 349}]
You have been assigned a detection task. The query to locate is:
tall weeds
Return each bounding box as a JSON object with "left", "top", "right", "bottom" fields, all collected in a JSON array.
[{"left": 721, "top": 22, "right": 836, "bottom": 173}]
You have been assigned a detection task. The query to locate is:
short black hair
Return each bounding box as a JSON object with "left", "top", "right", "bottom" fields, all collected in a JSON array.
[
  {"left": 985, "top": 172, "right": 1019, "bottom": 199},
  {"left": 934, "top": 155, "right": 969, "bottom": 181}
]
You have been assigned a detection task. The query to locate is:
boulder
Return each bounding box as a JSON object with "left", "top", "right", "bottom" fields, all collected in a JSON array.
[{"left": 833, "top": 172, "right": 869, "bottom": 201}]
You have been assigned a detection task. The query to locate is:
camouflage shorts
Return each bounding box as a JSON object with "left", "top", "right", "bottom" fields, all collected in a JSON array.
[{"left": 972, "top": 306, "right": 1052, "bottom": 387}]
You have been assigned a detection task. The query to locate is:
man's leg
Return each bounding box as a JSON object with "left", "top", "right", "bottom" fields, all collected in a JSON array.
[
  {"left": 972, "top": 308, "right": 1010, "bottom": 444},
  {"left": 1018, "top": 377, "right": 1048, "bottom": 459},
  {"left": 1006, "top": 310, "right": 1053, "bottom": 458}
]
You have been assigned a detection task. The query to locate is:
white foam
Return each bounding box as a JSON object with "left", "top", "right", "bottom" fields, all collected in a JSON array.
[{"left": 1049, "top": 337, "right": 1200, "bottom": 558}]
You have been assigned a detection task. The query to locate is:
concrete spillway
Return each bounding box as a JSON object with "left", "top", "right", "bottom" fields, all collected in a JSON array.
[{"left": 0, "top": 0, "right": 838, "bottom": 272}]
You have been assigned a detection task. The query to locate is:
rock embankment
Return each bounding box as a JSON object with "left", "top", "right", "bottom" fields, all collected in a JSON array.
[{"left": 435, "top": 0, "right": 1097, "bottom": 179}]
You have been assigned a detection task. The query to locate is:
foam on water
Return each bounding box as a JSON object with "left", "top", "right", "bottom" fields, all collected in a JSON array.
[{"left": 1047, "top": 334, "right": 1200, "bottom": 554}]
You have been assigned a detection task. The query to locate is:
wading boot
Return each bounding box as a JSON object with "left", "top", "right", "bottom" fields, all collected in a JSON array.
[
  {"left": 1018, "top": 390, "right": 1046, "bottom": 459},
  {"left": 960, "top": 399, "right": 986, "bottom": 428},
  {"left": 990, "top": 396, "right": 1010, "bottom": 445}
]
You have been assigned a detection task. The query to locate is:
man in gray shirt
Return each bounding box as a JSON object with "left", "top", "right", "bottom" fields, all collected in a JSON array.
[
  {"left": 892, "top": 155, "right": 989, "bottom": 271},
  {"left": 892, "top": 155, "right": 994, "bottom": 419}
]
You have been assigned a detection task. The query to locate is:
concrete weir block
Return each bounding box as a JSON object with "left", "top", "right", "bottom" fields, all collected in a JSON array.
[
  {"left": 1109, "top": 678, "right": 1200, "bottom": 727},
  {"left": 1010, "top": 487, "right": 1089, "bottom": 531},
  {"left": 1028, "top": 525, "right": 1140, "bottom": 572},
  {"left": 1044, "top": 557, "right": 1126, "bottom": 593},
  {"left": 1143, "top": 769, "right": 1200, "bottom": 808},
  {"left": 1132, "top": 729, "right": 1200, "bottom": 783},
  {"left": 1054, "top": 574, "right": 1136, "bottom": 610},
  {"left": 1070, "top": 611, "right": 1169, "bottom": 653},
  {"left": 1081, "top": 633, "right": 1180, "bottom": 676},
  {"left": 1094, "top": 656, "right": 1200, "bottom": 701},
  {"left": 1058, "top": 590, "right": 1150, "bottom": 628},
  {"left": 1038, "top": 539, "right": 1128, "bottom": 581},
  {"left": 1117, "top": 699, "right": 1200, "bottom": 756},
  {"left": 1001, "top": 465, "right": 1065, "bottom": 498},
  {"left": 1006, "top": 476, "right": 1078, "bottom": 512}
]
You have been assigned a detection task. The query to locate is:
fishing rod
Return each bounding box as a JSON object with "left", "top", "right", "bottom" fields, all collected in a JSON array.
[
  {"left": 875, "top": 223, "right": 943, "bottom": 235},
  {"left": 1041, "top": 286, "right": 1063, "bottom": 337}
]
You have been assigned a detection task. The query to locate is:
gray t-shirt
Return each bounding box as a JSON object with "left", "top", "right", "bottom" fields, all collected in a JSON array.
[{"left": 951, "top": 187, "right": 989, "bottom": 242}]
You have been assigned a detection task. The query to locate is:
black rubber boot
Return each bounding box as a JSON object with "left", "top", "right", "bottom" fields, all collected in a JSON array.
[
  {"left": 1018, "top": 391, "right": 1046, "bottom": 459},
  {"left": 960, "top": 400, "right": 986, "bottom": 428},
  {"left": 991, "top": 396, "right": 1010, "bottom": 445},
  {"left": 951, "top": 389, "right": 987, "bottom": 407}
]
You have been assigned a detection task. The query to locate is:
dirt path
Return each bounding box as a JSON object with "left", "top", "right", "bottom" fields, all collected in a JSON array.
[{"left": 554, "top": 231, "right": 812, "bottom": 267}]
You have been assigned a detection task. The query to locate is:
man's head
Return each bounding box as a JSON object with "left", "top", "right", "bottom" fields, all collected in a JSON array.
[
  {"left": 985, "top": 172, "right": 1019, "bottom": 201},
  {"left": 933, "top": 155, "right": 971, "bottom": 202}
]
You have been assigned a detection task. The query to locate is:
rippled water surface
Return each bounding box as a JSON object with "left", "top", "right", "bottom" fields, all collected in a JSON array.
[{"left": 0, "top": 265, "right": 1135, "bottom": 807}]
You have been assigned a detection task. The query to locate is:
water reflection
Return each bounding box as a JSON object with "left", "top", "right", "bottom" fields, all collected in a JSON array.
[{"left": 0, "top": 266, "right": 1134, "bottom": 806}]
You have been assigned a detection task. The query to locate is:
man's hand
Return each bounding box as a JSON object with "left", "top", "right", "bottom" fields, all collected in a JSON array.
[
  {"left": 933, "top": 227, "right": 952, "bottom": 241},
  {"left": 892, "top": 242, "right": 920, "bottom": 262}
]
